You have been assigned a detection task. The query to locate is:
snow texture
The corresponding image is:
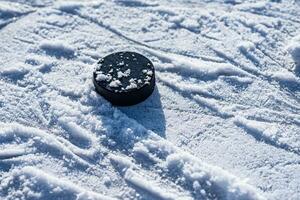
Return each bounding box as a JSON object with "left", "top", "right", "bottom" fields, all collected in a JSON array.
[
  {"left": 287, "top": 35, "right": 300, "bottom": 73},
  {"left": 0, "top": 0, "right": 300, "bottom": 200}
]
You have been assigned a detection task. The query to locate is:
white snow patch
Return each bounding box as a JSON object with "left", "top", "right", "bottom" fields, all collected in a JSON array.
[
  {"left": 56, "top": 1, "right": 83, "bottom": 13},
  {"left": 0, "top": 122, "right": 91, "bottom": 166},
  {"left": 238, "top": 41, "right": 256, "bottom": 52},
  {"left": 0, "top": 2, "right": 33, "bottom": 16},
  {"left": 58, "top": 118, "right": 95, "bottom": 143},
  {"left": 271, "top": 70, "right": 299, "bottom": 83},
  {"left": 180, "top": 18, "right": 200, "bottom": 30},
  {"left": 1, "top": 166, "right": 115, "bottom": 200},
  {"left": 117, "top": 69, "right": 130, "bottom": 78},
  {"left": 135, "top": 133, "right": 265, "bottom": 200},
  {"left": 124, "top": 169, "right": 178, "bottom": 200},
  {"left": 286, "top": 35, "right": 300, "bottom": 73},
  {"left": 109, "top": 154, "right": 137, "bottom": 170},
  {"left": 165, "top": 152, "right": 265, "bottom": 200},
  {"left": 0, "top": 147, "right": 27, "bottom": 160},
  {"left": 125, "top": 82, "right": 138, "bottom": 90},
  {"left": 0, "top": 62, "right": 29, "bottom": 76},
  {"left": 109, "top": 80, "right": 122, "bottom": 88},
  {"left": 39, "top": 40, "right": 75, "bottom": 56},
  {"left": 233, "top": 117, "right": 296, "bottom": 151},
  {"left": 96, "top": 73, "right": 112, "bottom": 82}
]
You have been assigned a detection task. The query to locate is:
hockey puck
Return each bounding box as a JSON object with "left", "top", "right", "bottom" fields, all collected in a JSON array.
[{"left": 93, "top": 51, "right": 155, "bottom": 106}]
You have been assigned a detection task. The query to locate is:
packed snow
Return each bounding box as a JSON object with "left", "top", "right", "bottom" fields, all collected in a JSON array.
[{"left": 0, "top": 0, "right": 300, "bottom": 200}]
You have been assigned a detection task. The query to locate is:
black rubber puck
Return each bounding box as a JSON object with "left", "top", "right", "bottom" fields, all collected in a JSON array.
[{"left": 93, "top": 51, "right": 155, "bottom": 106}]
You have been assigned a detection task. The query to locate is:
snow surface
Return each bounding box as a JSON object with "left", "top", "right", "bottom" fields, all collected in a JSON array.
[{"left": 0, "top": 0, "right": 300, "bottom": 199}]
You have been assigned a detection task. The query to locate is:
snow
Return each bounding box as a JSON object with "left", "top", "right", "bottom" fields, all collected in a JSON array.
[
  {"left": 96, "top": 73, "right": 112, "bottom": 82},
  {"left": 39, "top": 40, "right": 76, "bottom": 58},
  {"left": 271, "top": 70, "right": 299, "bottom": 83},
  {"left": 117, "top": 69, "right": 130, "bottom": 78},
  {"left": 1, "top": 0, "right": 300, "bottom": 199},
  {"left": 1, "top": 166, "right": 114, "bottom": 200},
  {"left": 109, "top": 79, "right": 122, "bottom": 88},
  {"left": 56, "top": 1, "right": 83, "bottom": 13},
  {"left": 125, "top": 82, "right": 138, "bottom": 90},
  {"left": 0, "top": 147, "right": 27, "bottom": 160},
  {"left": 124, "top": 169, "right": 178, "bottom": 200},
  {"left": 287, "top": 35, "right": 300, "bottom": 73},
  {"left": 143, "top": 47, "right": 251, "bottom": 79}
]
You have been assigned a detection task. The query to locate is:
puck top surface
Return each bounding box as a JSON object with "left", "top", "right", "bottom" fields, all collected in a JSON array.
[
  {"left": 93, "top": 51, "right": 155, "bottom": 106},
  {"left": 94, "top": 52, "right": 154, "bottom": 92}
]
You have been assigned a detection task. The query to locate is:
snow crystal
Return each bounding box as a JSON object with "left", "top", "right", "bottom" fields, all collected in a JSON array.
[
  {"left": 96, "top": 73, "right": 112, "bottom": 82},
  {"left": 109, "top": 80, "right": 122, "bottom": 88},
  {"left": 147, "top": 71, "right": 153, "bottom": 76},
  {"left": 117, "top": 61, "right": 125, "bottom": 66},
  {"left": 117, "top": 69, "right": 131, "bottom": 78},
  {"left": 125, "top": 82, "right": 138, "bottom": 90}
]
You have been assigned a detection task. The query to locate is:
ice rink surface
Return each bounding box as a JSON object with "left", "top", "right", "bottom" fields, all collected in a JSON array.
[{"left": 0, "top": 0, "right": 300, "bottom": 199}]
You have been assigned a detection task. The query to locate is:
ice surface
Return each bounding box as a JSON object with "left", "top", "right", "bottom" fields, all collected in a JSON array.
[{"left": 0, "top": 0, "right": 300, "bottom": 199}]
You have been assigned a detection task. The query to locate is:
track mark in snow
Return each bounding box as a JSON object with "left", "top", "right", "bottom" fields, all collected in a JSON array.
[
  {"left": 0, "top": 62, "right": 30, "bottom": 79},
  {"left": 287, "top": 34, "right": 300, "bottom": 73},
  {"left": 0, "top": 166, "right": 115, "bottom": 200},
  {"left": 110, "top": 154, "right": 192, "bottom": 199},
  {"left": 255, "top": 45, "right": 285, "bottom": 69},
  {"left": 58, "top": 118, "right": 93, "bottom": 149},
  {"left": 157, "top": 74, "right": 234, "bottom": 119},
  {"left": 0, "top": 123, "right": 92, "bottom": 168},
  {"left": 271, "top": 70, "right": 300, "bottom": 85},
  {"left": 0, "top": 2, "right": 35, "bottom": 31},
  {"left": 209, "top": 47, "right": 265, "bottom": 78},
  {"left": 132, "top": 134, "right": 265, "bottom": 200},
  {"left": 124, "top": 169, "right": 179, "bottom": 200},
  {"left": 39, "top": 40, "right": 76, "bottom": 59},
  {"left": 156, "top": 72, "right": 222, "bottom": 100},
  {"left": 238, "top": 6, "right": 300, "bottom": 24},
  {"left": 0, "top": 147, "right": 28, "bottom": 160},
  {"left": 60, "top": 7, "right": 223, "bottom": 64},
  {"left": 238, "top": 41, "right": 261, "bottom": 67},
  {"left": 143, "top": 47, "right": 250, "bottom": 80},
  {"left": 236, "top": 18, "right": 267, "bottom": 37},
  {"left": 234, "top": 117, "right": 300, "bottom": 156},
  {"left": 114, "top": 0, "right": 159, "bottom": 7}
]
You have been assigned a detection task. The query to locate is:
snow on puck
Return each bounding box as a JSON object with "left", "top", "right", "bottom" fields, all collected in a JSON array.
[{"left": 93, "top": 51, "right": 155, "bottom": 106}]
